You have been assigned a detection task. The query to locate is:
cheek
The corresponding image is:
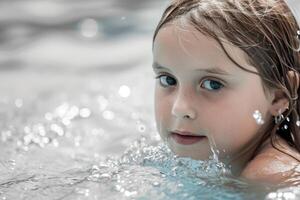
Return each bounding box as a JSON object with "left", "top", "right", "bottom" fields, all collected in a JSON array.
[
  {"left": 198, "top": 91, "right": 267, "bottom": 153},
  {"left": 154, "top": 86, "right": 169, "bottom": 129}
]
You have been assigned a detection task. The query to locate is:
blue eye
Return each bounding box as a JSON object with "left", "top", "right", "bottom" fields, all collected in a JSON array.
[
  {"left": 156, "top": 75, "right": 176, "bottom": 87},
  {"left": 201, "top": 79, "right": 224, "bottom": 91}
]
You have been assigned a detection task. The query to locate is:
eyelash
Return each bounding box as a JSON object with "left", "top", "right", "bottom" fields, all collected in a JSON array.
[
  {"left": 154, "top": 73, "right": 225, "bottom": 91},
  {"left": 155, "top": 74, "right": 176, "bottom": 88}
]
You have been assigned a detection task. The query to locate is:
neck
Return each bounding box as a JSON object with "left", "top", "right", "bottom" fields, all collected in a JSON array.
[
  {"left": 226, "top": 127, "right": 273, "bottom": 176},
  {"left": 224, "top": 148, "right": 256, "bottom": 176}
]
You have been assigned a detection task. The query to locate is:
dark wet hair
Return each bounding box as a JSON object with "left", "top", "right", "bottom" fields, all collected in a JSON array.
[{"left": 153, "top": 0, "right": 300, "bottom": 160}]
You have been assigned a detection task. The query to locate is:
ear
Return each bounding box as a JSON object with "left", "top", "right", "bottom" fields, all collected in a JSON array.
[
  {"left": 268, "top": 90, "right": 289, "bottom": 116},
  {"left": 268, "top": 70, "right": 299, "bottom": 116}
]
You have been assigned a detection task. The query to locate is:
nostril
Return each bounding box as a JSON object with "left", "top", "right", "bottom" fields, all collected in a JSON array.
[
  {"left": 171, "top": 93, "right": 197, "bottom": 119},
  {"left": 183, "top": 115, "right": 190, "bottom": 119},
  {"left": 171, "top": 106, "right": 196, "bottom": 120}
]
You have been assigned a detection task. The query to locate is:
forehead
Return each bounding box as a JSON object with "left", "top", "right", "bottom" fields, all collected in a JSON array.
[{"left": 153, "top": 22, "right": 257, "bottom": 74}]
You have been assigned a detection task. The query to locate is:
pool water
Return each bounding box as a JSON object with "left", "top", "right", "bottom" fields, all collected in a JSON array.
[{"left": 0, "top": 0, "right": 300, "bottom": 199}]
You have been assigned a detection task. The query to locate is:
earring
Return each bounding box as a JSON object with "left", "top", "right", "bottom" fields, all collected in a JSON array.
[
  {"left": 253, "top": 110, "right": 264, "bottom": 125},
  {"left": 275, "top": 109, "right": 284, "bottom": 124}
]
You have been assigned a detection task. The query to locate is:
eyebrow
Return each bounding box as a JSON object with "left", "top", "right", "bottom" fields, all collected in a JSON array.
[{"left": 152, "top": 62, "right": 232, "bottom": 76}]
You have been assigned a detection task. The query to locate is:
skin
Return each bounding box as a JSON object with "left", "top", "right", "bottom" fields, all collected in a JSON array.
[
  {"left": 241, "top": 138, "right": 300, "bottom": 185},
  {"left": 152, "top": 22, "right": 299, "bottom": 183}
]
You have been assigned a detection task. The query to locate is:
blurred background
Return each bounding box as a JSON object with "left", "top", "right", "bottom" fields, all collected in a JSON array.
[
  {"left": 0, "top": 0, "right": 166, "bottom": 96},
  {"left": 0, "top": 1, "right": 171, "bottom": 198},
  {"left": 0, "top": 0, "right": 168, "bottom": 157}
]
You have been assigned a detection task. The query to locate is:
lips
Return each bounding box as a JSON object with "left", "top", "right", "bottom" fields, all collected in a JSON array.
[{"left": 170, "top": 131, "right": 206, "bottom": 145}]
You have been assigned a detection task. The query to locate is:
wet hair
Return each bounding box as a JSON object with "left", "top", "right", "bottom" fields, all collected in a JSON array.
[{"left": 153, "top": 0, "right": 300, "bottom": 161}]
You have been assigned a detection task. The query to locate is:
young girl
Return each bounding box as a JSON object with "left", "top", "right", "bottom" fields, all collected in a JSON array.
[{"left": 152, "top": 0, "right": 300, "bottom": 185}]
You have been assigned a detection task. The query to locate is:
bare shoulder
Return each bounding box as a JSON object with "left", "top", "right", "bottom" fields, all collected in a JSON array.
[{"left": 240, "top": 140, "right": 300, "bottom": 185}]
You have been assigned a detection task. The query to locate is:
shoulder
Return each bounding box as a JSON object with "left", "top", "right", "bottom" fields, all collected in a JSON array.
[{"left": 240, "top": 140, "right": 300, "bottom": 185}]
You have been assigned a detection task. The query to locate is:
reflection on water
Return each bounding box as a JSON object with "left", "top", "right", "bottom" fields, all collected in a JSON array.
[
  {"left": 0, "top": 0, "right": 164, "bottom": 74},
  {"left": 0, "top": 0, "right": 299, "bottom": 199}
]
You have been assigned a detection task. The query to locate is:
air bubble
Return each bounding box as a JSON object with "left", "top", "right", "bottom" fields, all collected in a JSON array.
[{"left": 137, "top": 124, "right": 146, "bottom": 132}]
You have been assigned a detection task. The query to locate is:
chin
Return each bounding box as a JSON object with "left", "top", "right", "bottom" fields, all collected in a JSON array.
[
  {"left": 167, "top": 140, "right": 211, "bottom": 160},
  {"left": 171, "top": 147, "right": 210, "bottom": 160}
]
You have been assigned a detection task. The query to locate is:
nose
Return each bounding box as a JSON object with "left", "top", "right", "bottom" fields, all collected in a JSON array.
[{"left": 171, "top": 88, "right": 197, "bottom": 120}]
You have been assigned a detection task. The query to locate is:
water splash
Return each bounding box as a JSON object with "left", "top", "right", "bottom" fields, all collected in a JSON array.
[
  {"left": 253, "top": 110, "right": 265, "bottom": 125},
  {"left": 86, "top": 137, "right": 264, "bottom": 200},
  {"left": 207, "top": 134, "right": 221, "bottom": 162},
  {"left": 265, "top": 186, "right": 300, "bottom": 200}
]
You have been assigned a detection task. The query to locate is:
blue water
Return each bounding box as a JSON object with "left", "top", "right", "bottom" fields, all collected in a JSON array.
[{"left": 0, "top": 0, "right": 299, "bottom": 199}]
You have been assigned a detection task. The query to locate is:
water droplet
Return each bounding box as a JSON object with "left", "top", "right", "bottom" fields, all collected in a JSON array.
[
  {"left": 1, "top": 130, "right": 12, "bottom": 142},
  {"left": 177, "top": 183, "right": 184, "bottom": 187},
  {"left": 74, "top": 136, "right": 81, "bottom": 147},
  {"left": 118, "top": 85, "right": 131, "bottom": 98},
  {"left": 17, "top": 140, "right": 22, "bottom": 146},
  {"left": 286, "top": 117, "right": 290, "bottom": 122},
  {"left": 79, "top": 108, "right": 91, "bottom": 118},
  {"left": 100, "top": 173, "right": 111, "bottom": 179},
  {"left": 284, "top": 125, "right": 288, "bottom": 129},
  {"left": 33, "top": 124, "right": 46, "bottom": 136},
  {"left": 151, "top": 132, "right": 161, "bottom": 141},
  {"left": 124, "top": 190, "right": 137, "bottom": 197},
  {"left": 51, "top": 124, "right": 64, "bottom": 136},
  {"left": 207, "top": 136, "right": 220, "bottom": 162},
  {"left": 68, "top": 106, "right": 80, "bottom": 119},
  {"left": 45, "top": 112, "right": 53, "bottom": 121},
  {"left": 23, "top": 134, "right": 32, "bottom": 145},
  {"left": 296, "top": 120, "right": 300, "bottom": 127},
  {"left": 24, "top": 126, "right": 30, "bottom": 134},
  {"left": 97, "top": 95, "right": 108, "bottom": 111},
  {"left": 62, "top": 118, "right": 71, "bottom": 126},
  {"left": 55, "top": 103, "right": 70, "bottom": 118},
  {"left": 15, "top": 98, "right": 23, "bottom": 108},
  {"left": 283, "top": 192, "right": 296, "bottom": 199},
  {"left": 76, "top": 188, "right": 90, "bottom": 197},
  {"left": 52, "top": 139, "right": 59, "bottom": 147},
  {"left": 79, "top": 18, "right": 99, "bottom": 38},
  {"left": 102, "top": 110, "right": 114, "bottom": 120},
  {"left": 115, "top": 184, "right": 123, "bottom": 192},
  {"left": 137, "top": 124, "right": 146, "bottom": 132},
  {"left": 152, "top": 182, "right": 160, "bottom": 187},
  {"left": 9, "top": 159, "right": 16, "bottom": 166},
  {"left": 252, "top": 110, "right": 264, "bottom": 125},
  {"left": 42, "top": 137, "right": 50, "bottom": 144}
]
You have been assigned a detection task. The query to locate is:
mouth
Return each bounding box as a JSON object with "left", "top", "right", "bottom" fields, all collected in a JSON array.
[{"left": 170, "top": 131, "right": 206, "bottom": 145}]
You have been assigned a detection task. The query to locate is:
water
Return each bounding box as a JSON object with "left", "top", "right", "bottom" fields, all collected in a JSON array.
[{"left": 0, "top": 0, "right": 300, "bottom": 199}]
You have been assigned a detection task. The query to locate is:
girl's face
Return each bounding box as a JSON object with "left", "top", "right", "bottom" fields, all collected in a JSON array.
[{"left": 153, "top": 23, "right": 274, "bottom": 162}]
